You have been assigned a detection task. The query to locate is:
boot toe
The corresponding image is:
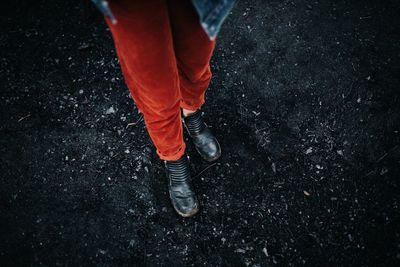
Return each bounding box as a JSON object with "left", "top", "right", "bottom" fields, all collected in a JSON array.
[
  {"left": 171, "top": 194, "right": 199, "bottom": 217},
  {"left": 197, "top": 137, "right": 221, "bottom": 162}
]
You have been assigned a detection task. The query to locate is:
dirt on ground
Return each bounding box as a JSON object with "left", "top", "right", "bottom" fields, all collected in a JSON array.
[{"left": 1, "top": 0, "right": 400, "bottom": 266}]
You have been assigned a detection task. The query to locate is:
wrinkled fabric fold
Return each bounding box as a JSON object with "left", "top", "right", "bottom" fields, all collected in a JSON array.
[{"left": 105, "top": 0, "right": 216, "bottom": 160}]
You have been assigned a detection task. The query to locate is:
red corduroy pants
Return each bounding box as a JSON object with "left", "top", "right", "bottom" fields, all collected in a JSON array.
[{"left": 105, "top": 0, "right": 216, "bottom": 161}]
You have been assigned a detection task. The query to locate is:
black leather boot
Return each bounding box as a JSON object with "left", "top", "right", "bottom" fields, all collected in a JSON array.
[
  {"left": 164, "top": 154, "right": 199, "bottom": 217},
  {"left": 182, "top": 109, "right": 221, "bottom": 162}
]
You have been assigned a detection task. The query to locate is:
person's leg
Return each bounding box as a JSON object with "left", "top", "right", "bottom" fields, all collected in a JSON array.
[
  {"left": 166, "top": 0, "right": 216, "bottom": 115},
  {"left": 166, "top": 0, "right": 221, "bottom": 162},
  {"left": 105, "top": 0, "right": 199, "bottom": 217},
  {"left": 105, "top": 0, "right": 185, "bottom": 161}
]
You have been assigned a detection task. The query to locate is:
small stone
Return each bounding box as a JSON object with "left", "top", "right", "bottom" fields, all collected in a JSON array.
[
  {"left": 235, "top": 248, "right": 246, "bottom": 253},
  {"left": 105, "top": 106, "right": 116, "bottom": 115},
  {"left": 271, "top": 162, "right": 276, "bottom": 173}
]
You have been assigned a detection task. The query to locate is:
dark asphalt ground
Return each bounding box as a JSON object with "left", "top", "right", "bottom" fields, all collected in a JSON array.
[{"left": 1, "top": 0, "right": 400, "bottom": 266}]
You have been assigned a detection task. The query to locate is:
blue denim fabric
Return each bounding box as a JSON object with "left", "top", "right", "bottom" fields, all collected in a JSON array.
[
  {"left": 190, "top": 0, "right": 236, "bottom": 40},
  {"left": 91, "top": 0, "right": 236, "bottom": 40},
  {"left": 91, "top": 0, "right": 117, "bottom": 24}
]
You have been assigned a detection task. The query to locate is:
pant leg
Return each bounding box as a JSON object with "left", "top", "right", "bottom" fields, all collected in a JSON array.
[
  {"left": 166, "top": 0, "right": 217, "bottom": 111},
  {"left": 105, "top": 0, "right": 186, "bottom": 161}
]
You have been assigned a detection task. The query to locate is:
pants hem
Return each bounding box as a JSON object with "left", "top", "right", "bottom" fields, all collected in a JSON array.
[
  {"left": 180, "top": 98, "right": 205, "bottom": 111},
  {"left": 157, "top": 142, "right": 186, "bottom": 161}
]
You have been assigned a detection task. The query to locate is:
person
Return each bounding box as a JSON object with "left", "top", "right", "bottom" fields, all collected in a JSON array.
[{"left": 91, "top": 0, "right": 236, "bottom": 217}]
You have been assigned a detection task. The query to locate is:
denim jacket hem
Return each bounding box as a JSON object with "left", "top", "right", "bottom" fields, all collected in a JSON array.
[{"left": 91, "top": 0, "right": 236, "bottom": 40}]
